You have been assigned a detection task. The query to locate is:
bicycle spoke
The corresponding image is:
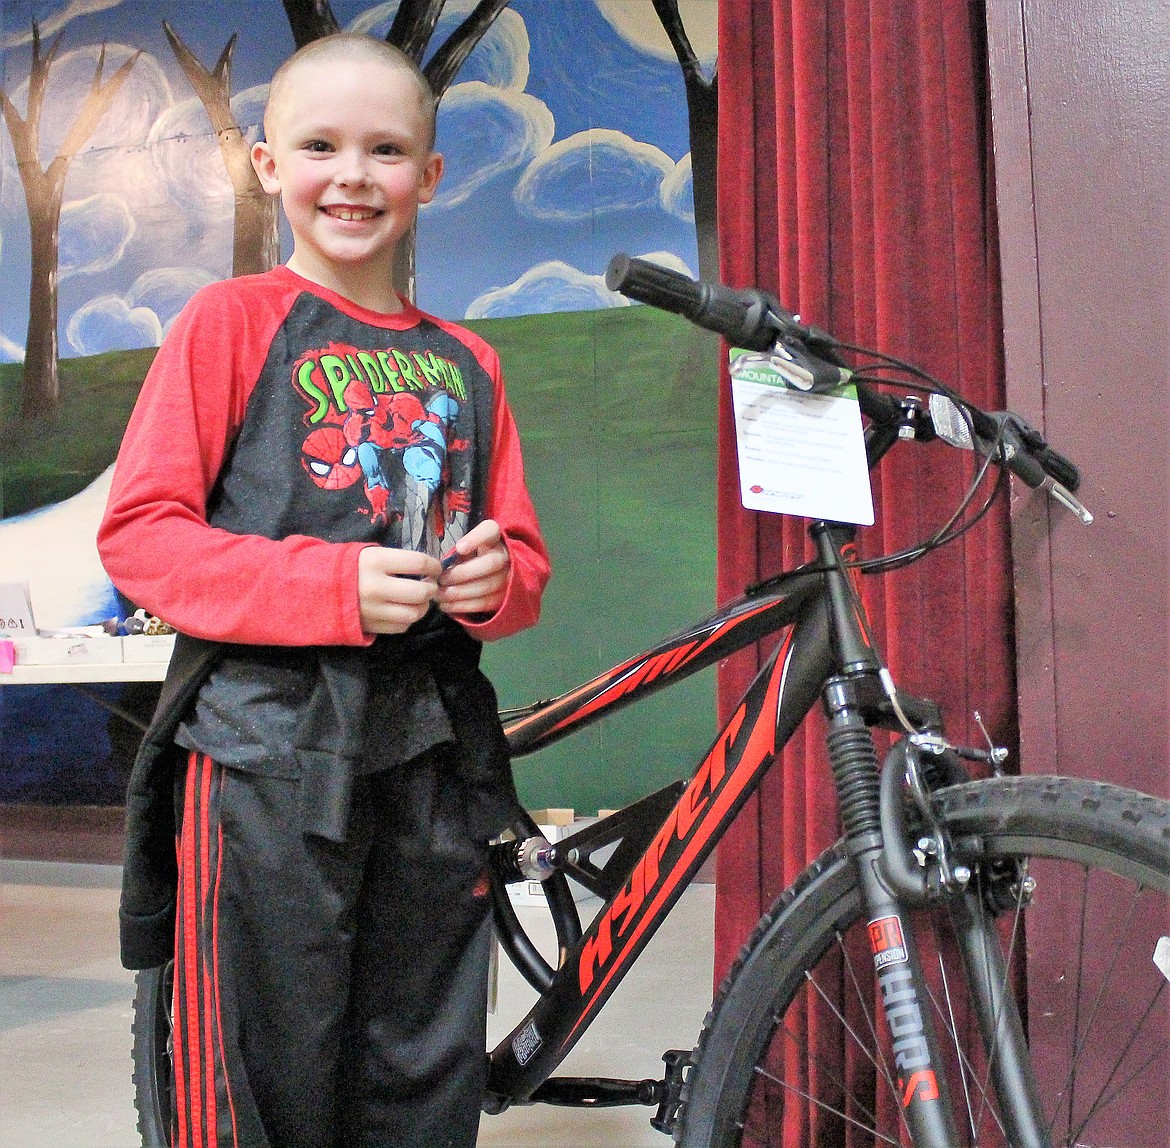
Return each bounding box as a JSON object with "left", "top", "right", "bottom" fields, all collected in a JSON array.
[
  {"left": 1067, "top": 979, "right": 1168, "bottom": 1144},
  {"left": 801, "top": 951, "right": 902, "bottom": 1133},
  {"left": 935, "top": 945, "right": 1008, "bottom": 1144},
  {"left": 745, "top": 1062, "right": 903, "bottom": 1147},
  {"left": 1051, "top": 870, "right": 1148, "bottom": 1141}
]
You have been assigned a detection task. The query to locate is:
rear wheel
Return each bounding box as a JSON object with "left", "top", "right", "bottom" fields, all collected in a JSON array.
[
  {"left": 676, "top": 777, "right": 1170, "bottom": 1147},
  {"left": 131, "top": 960, "right": 173, "bottom": 1148}
]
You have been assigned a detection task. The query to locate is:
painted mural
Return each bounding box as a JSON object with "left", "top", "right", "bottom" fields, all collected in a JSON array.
[{"left": 0, "top": 0, "right": 719, "bottom": 813}]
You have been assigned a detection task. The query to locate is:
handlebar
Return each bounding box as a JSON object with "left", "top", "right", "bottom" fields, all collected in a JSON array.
[
  {"left": 605, "top": 252, "right": 826, "bottom": 352},
  {"left": 605, "top": 253, "right": 1090, "bottom": 523}
]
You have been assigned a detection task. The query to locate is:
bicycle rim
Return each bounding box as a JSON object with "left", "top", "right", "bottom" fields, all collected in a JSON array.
[{"left": 677, "top": 777, "right": 1170, "bottom": 1147}]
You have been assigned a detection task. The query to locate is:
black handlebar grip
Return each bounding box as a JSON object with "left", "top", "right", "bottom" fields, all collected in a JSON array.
[
  {"left": 605, "top": 253, "right": 702, "bottom": 314},
  {"left": 605, "top": 254, "right": 780, "bottom": 352},
  {"left": 1030, "top": 443, "right": 1081, "bottom": 492},
  {"left": 969, "top": 409, "right": 1082, "bottom": 492}
]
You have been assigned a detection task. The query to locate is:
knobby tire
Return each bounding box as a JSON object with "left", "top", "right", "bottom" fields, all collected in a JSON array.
[
  {"left": 676, "top": 776, "right": 1170, "bottom": 1148},
  {"left": 131, "top": 960, "right": 173, "bottom": 1148}
]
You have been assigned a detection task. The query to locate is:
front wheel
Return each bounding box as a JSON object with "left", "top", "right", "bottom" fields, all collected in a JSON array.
[{"left": 676, "top": 776, "right": 1170, "bottom": 1147}]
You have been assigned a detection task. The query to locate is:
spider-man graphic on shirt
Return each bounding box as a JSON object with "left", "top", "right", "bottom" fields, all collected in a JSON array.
[{"left": 295, "top": 340, "right": 472, "bottom": 550}]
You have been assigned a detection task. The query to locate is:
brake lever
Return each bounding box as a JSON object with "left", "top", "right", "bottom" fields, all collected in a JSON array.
[
  {"left": 1035, "top": 475, "right": 1094, "bottom": 524},
  {"left": 927, "top": 394, "right": 1094, "bottom": 524}
]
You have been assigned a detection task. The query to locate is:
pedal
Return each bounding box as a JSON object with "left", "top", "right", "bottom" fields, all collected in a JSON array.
[{"left": 650, "top": 1049, "right": 692, "bottom": 1134}]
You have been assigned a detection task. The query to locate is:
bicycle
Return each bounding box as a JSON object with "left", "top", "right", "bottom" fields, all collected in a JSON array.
[{"left": 131, "top": 254, "right": 1170, "bottom": 1147}]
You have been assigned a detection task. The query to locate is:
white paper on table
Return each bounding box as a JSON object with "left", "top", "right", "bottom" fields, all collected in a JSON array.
[{"left": 730, "top": 350, "right": 874, "bottom": 525}]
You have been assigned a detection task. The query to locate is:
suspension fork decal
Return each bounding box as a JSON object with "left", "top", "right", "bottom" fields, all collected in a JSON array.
[
  {"left": 565, "top": 629, "right": 797, "bottom": 1040},
  {"left": 869, "top": 915, "right": 940, "bottom": 1103}
]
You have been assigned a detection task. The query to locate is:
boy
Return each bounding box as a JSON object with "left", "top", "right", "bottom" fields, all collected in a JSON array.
[{"left": 98, "top": 33, "right": 549, "bottom": 1148}]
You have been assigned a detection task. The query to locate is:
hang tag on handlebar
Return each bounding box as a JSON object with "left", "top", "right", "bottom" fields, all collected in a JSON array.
[{"left": 729, "top": 349, "right": 874, "bottom": 526}]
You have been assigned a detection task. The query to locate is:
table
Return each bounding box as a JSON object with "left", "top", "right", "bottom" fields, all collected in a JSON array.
[
  {"left": 0, "top": 662, "right": 168, "bottom": 685},
  {"left": 0, "top": 661, "right": 168, "bottom": 728}
]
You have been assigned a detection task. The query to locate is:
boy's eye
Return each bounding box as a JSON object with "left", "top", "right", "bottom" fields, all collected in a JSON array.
[
  {"left": 303, "top": 139, "right": 333, "bottom": 153},
  {"left": 372, "top": 142, "right": 403, "bottom": 157}
]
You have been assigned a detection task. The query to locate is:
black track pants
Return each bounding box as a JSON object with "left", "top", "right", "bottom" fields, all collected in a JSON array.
[{"left": 172, "top": 749, "right": 492, "bottom": 1148}]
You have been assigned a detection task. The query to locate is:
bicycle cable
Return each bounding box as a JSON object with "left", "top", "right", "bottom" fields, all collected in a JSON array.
[{"left": 825, "top": 527, "right": 922, "bottom": 735}]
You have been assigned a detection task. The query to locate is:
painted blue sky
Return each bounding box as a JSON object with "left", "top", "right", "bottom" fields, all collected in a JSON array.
[{"left": 0, "top": 0, "right": 716, "bottom": 360}]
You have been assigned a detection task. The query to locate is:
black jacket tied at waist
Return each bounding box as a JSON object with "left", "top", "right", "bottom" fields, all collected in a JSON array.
[{"left": 118, "top": 611, "right": 520, "bottom": 970}]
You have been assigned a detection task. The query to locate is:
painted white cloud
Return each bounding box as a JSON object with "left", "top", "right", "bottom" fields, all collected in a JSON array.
[
  {"left": 466, "top": 261, "right": 629, "bottom": 319},
  {"left": 514, "top": 129, "right": 674, "bottom": 222},
  {"left": 0, "top": 467, "right": 118, "bottom": 628},
  {"left": 59, "top": 193, "right": 136, "bottom": 279},
  {"left": 349, "top": 2, "right": 531, "bottom": 89},
  {"left": 10, "top": 44, "right": 171, "bottom": 167},
  {"left": 126, "top": 266, "right": 217, "bottom": 333},
  {"left": 594, "top": 0, "right": 717, "bottom": 72},
  {"left": 3, "top": 50, "right": 255, "bottom": 270},
  {"left": 660, "top": 153, "right": 695, "bottom": 222},
  {"left": 628, "top": 249, "right": 695, "bottom": 277},
  {"left": 63, "top": 265, "right": 212, "bottom": 354},
  {"left": 0, "top": 1, "right": 127, "bottom": 50},
  {"left": 146, "top": 84, "right": 267, "bottom": 225},
  {"left": 1, "top": 46, "right": 174, "bottom": 221},
  {"left": 230, "top": 86, "right": 268, "bottom": 141},
  {"left": 0, "top": 331, "right": 26, "bottom": 363},
  {"left": 465, "top": 251, "right": 694, "bottom": 319},
  {"left": 430, "top": 82, "right": 554, "bottom": 211},
  {"left": 66, "top": 294, "right": 162, "bottom": 355}
]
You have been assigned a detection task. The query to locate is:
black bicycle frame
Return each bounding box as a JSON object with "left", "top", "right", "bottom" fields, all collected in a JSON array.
[
  {"left": 485, "top": 401, "right": 918, "bottom": 1107},
  {"left": 484, "top": 399, "right": 1015, "bottom": 1144},
  {"left": 485, "top": 535, "right": 846, "bottom": 1105}
]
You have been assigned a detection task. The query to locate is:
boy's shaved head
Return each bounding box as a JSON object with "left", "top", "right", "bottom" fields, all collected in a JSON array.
[{"left": 264, "top": 33, "right": 437, "bottom": 148}]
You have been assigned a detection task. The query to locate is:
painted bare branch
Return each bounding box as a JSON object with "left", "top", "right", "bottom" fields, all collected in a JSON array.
[
  {"left": 650, "top": 0, "right": 718, "bottom": 281},
  {"left": 162, "top": 23, "right": 280, "bottom": 277},
  {"left": 281, "top": 0, "right": 341, "bottom": 47},
  {"left": 0, "top": 25, "right": 139, "bottom": 420},
  {"left": 387, "top": 0, "right": 447, "bottom": 61},
  {"left": 424, "top": 0, "right": 511, "bottom": 97}
]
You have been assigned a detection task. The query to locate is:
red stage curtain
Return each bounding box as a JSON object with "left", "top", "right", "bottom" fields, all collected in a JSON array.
[{"left": 712, "top": 0, "right": 1014, "bottom": 984}]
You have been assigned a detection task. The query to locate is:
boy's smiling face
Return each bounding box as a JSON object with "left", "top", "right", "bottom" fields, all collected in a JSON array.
[{"left": 251, "top": 53, "right": 443, "bottom": 311}]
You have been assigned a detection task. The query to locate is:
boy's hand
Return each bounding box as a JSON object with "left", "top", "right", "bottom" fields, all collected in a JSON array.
[
  {"left": 437, "top": 520, "right": 510, "bottom": 618},
  {"left": 358, "top": 547, "right": 441, "bottom": 634}
]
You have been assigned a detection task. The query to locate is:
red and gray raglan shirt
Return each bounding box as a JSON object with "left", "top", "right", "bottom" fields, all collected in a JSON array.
[
  {"left": 99, "top": 267, "right": 550, "bottom": 965},
  {"left": 100, "top": 264, "right": 548, "bottom": 650}
]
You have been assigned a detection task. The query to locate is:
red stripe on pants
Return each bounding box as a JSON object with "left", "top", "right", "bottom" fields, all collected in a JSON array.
[{"left": 173, "top": 752, "right": 238, "bottom": 1147}]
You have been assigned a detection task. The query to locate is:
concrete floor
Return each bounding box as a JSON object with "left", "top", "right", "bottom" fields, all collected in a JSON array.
[{"left": 0, "top": 861, "right": 715, "bottom": 1147}]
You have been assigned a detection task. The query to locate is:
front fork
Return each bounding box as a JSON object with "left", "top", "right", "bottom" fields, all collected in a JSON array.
[
  {"left": 823, "top": 677, "right": 965, "bottom": 1145},
  {"left": 822, "top": 685, "right": 1052, "bottom": 1147},
  {"left": 815, "top": 522, "right": 1048, "bottom": 1145}
]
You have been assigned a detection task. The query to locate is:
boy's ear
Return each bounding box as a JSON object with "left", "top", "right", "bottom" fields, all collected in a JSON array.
[
  {"left": 251, "top": 140, "right": 281, "bottom": 195},
  {"left": 417, "top": 151, "right": 444, "bottom": 206}
]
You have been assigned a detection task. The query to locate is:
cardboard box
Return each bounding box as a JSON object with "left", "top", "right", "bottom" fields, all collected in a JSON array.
[
  {"left": 0, "top": 582, "right": 36, "bottom": 639},
  {"left": 13, "top": 635, "right": 124, "bottom": 665},
  {"left": 526, "top": 807, "right": 575, "bottom": 827},
  {"left": 122, "top": 633, "right": 177, "bottom": 663}
]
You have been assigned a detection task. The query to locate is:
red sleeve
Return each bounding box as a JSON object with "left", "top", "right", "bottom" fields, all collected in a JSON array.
[
  {"left": 447, "top": 337, "right": 550, "bottom": 644},
  {"left": 97, "top": 279, "right": 369, "bottom": 647}
]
